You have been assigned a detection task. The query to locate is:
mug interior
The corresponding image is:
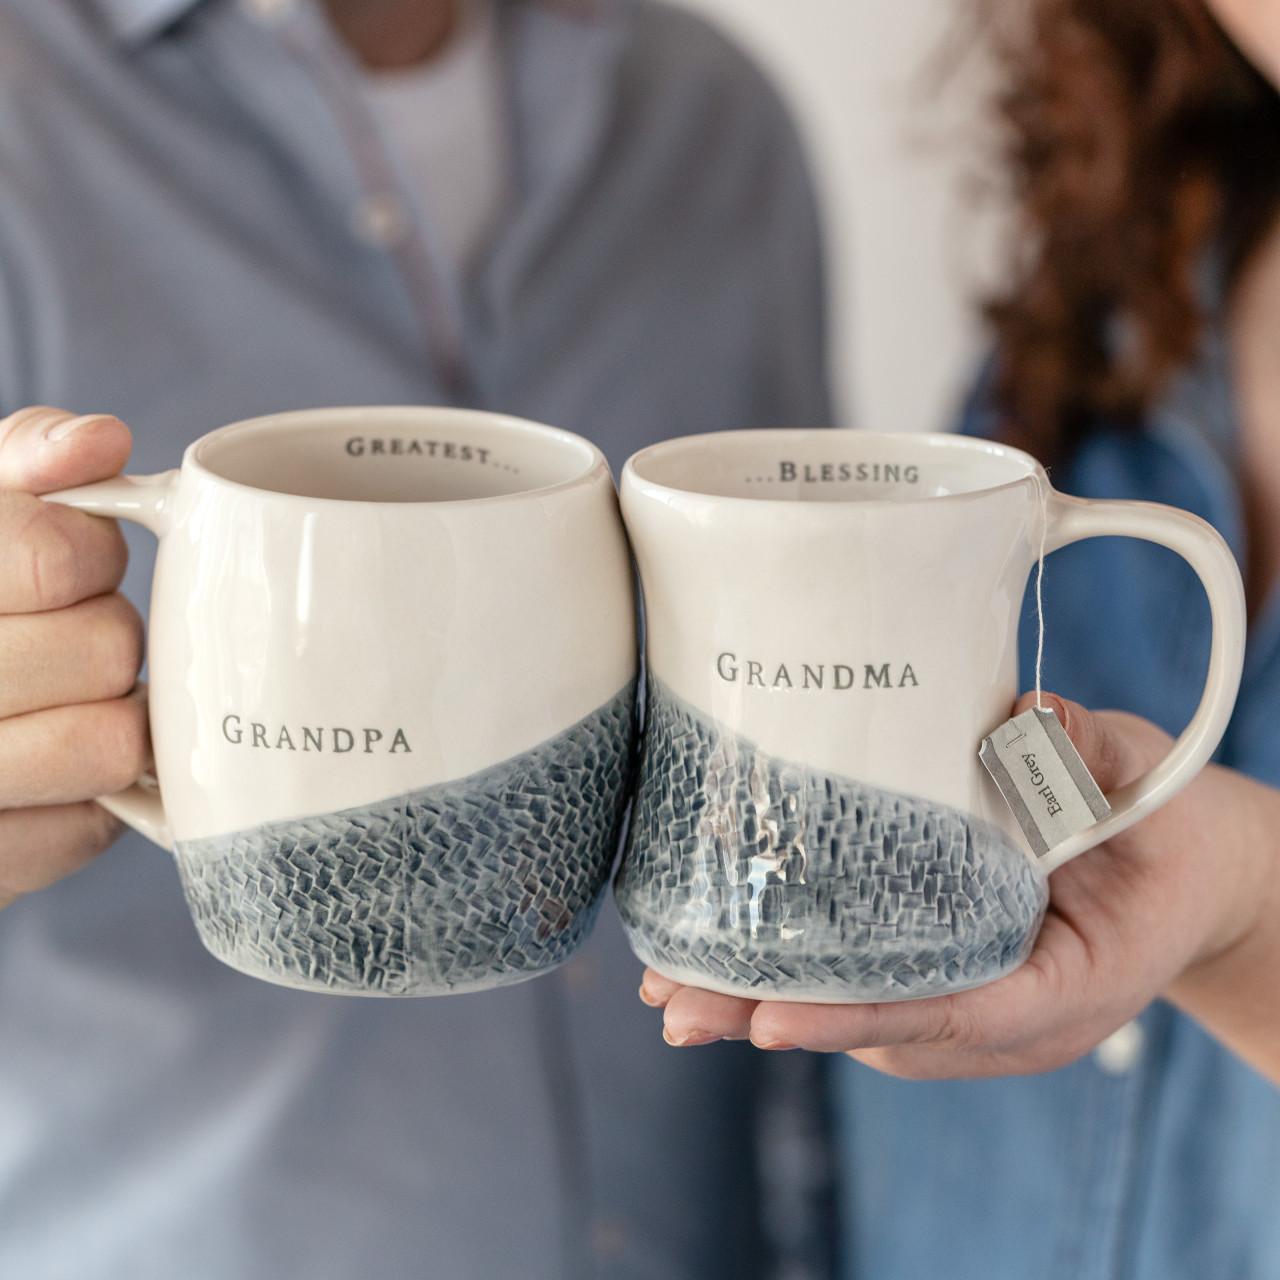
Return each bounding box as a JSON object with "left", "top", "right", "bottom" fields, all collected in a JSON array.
[
  {"left": 627, "top": 430, "right": 1040, "bottom": 502},
  {"left": 193, "top": 408, "right": 599, "bottom": 503}
]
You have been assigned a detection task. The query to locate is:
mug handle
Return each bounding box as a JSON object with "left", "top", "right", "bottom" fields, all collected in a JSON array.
[
  {"left": 1035, "top": 488, "right": 1247, "bottom": 873},
  {"left": 43, "top": 471, "right": 180, "bottom": 852}
]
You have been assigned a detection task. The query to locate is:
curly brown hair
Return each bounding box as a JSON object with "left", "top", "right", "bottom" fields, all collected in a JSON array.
[{"left": 982, "top": 0, "right": 1280, "bottom": 460}]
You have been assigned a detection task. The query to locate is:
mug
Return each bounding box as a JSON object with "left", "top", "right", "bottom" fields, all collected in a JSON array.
[
  {"left": 48, "top": 407, "right": 638, "bottom": 996},
  {"left": 614, "top": 430, "right": 1244, "bottom": 1003}
]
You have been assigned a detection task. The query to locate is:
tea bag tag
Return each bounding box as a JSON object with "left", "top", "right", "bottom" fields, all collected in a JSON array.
[{"left": 979, "top": 707, "right": 1111, "bottom": 858}]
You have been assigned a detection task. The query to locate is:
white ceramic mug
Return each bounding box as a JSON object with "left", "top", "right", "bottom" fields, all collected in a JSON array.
[
  {"left": 48, "top": 407, "right": 638, "bottom": 996},
  {"left": 615, "top": 430, "right": 1245, "bottom": 1003}
]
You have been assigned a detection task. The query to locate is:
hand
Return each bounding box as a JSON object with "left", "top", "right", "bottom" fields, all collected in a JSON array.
[
  {"left": 0, "top": 407, "right": 149, "bottom": 910},
  {"left": 640, "top": 692, "right": 1279, "bottom": 1079}
]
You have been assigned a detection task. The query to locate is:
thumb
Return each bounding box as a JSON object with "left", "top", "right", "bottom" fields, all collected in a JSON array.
[
  {"left": 1009, "top": 691, "right": 1171, "bottom": 795},
  {"left": 0, "top": 407, "right": 133, "bottom": 495}
]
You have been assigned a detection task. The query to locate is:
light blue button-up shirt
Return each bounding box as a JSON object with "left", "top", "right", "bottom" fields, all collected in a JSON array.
[
  {"left": 833, "top": 331, "right": 1280, "bottom": 1279},
  {"left": 0, "top": 2, "right": 832, "bottom": 1275}
]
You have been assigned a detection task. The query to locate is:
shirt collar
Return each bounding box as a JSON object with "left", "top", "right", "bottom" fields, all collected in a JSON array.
[{"left": 94, "top": 0, "right": 204, "bottom": 44}]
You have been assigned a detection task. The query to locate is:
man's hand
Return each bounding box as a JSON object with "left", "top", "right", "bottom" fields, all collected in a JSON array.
[
  {"left": 0, "top": 407, "right": 148, "bottom": 909},
  {"left": 641, "top": 692, "right": 1277, "bottom": 1080}
]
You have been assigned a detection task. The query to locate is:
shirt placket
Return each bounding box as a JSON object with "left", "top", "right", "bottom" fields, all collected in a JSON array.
[{"left": 235, "top": 0, "right": 471, "bottom": 400}]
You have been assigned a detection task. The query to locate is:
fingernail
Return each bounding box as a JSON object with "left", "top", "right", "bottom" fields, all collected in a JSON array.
[
  {"left": 1041, "top": 693, "right": 1070, "bottom": 730},
  {"left": 753, "top": 1040, "right": 799, "bottom": 1051},
  {"left": 638, "top": 982, "right": 667, "bottom": 1008},
  {"left": 662, "top": 1028, "right": 721, "bottom": 1047},
  {"left": 44, "top": 414, "right": 98, "bottom": 443}
]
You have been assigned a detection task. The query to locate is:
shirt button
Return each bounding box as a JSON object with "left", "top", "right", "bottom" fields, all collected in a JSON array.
[
  {"left": 240, "top": 0, "right": 295, "bottom": 23},
  {"left": 1093, "top": 1020, "right": 1144, "bottom": 1075},
  {"left": 351, "top": 194, "right": 410, "bottom": 249}
]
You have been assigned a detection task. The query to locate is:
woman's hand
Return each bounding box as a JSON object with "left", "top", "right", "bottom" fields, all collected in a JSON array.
[
  {"left": 0, "top": 407, "right": 148, "bottom": 909},
  {"left": 641, "top": 692, "right": 1280, "bottom": 1083}
]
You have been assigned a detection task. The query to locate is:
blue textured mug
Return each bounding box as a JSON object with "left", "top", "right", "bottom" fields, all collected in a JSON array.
[
  {"left": 48, "top": 406, "right": 639, "bottom": 996},
  {"left": 615, "top": 430, "right": 1244, "bottom": 1003}
]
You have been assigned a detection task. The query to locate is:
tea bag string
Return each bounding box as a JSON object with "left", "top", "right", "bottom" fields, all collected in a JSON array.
[{"left": 1034, "top": 477, "right": 1047, "bottom": 710}]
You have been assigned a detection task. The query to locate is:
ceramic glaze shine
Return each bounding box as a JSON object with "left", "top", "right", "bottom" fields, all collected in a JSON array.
[{"left": 616, "top": 429, "right": 1244, "bottom": 1001}]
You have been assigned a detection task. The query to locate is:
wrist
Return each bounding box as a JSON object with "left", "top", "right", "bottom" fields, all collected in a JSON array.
[
  {"left": 1162, "top": 767, "right": 1280, "bottom": 1078},
  {"left": 1164, "top": 901, "right": 1280, "bottom": 1081},
  {"left": 1179, "top": 766, "right": 1275, "bottom": 967}
]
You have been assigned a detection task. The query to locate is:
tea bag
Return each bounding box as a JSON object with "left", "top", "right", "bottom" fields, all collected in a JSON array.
[
  {"left": 980, "top": 707, "right": 1110, "bottom": 857},
  {"left": 980, "top": 478, "right": 1110, "bottom": 858}
]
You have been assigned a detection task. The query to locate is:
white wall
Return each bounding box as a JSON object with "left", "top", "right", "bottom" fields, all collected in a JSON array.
[{"left": 677, "top": 0, "right": 1003, "bottom": 433}]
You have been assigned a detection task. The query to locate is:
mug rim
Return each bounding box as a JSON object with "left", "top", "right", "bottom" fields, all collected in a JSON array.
[
  {"left": 185, "top": 405, "right": 611, "bottom": 508},
  {"left": 621, "top": 429, "right": 1048, "bottom": 507}
]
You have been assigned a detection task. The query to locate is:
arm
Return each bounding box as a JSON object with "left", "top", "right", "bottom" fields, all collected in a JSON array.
[
  {"left": 1160, "top": 762, "right": 1280, "bottom": 1082},
  {"left": 642, "top": 693, "right": 1280, "bottom": 1086},
  {"left": 0, "top": 407, "right": 147, "bottom": 908}
]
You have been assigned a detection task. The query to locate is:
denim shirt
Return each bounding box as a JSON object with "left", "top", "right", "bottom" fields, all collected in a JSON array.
[
  {"left": 832, "top": 334, "right": 1280, "bottom": 1279},
  {"left": 0, "top": 2, "right": 832, "bottom": 1276}
]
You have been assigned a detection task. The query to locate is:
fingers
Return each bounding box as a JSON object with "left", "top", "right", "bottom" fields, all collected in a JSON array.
[
  {"left": 0, "top": 409, "right": 141, "bottom": 909},
  {"left": 746, "top": 995, "right": 970, "bottom": 1056},
  {"left": 0, "top": 407, "right": 132, "bottom": 495},
  {"left": 661, "top": 984, "right": 759, "bottom": 1044},
  {"left": 1010, "top": 691, "right": 1169, "bottom": 794},
  {"left": 642, "top": 968, "right": 762, "bottom": 1045},
  {"left": 644, "top": 909, "right": 1141, "bottom": 1078},
  {"left": 747, "top": 912, "right": 1143, "bottom": 1077},
  {"left": 0, "top": 686, "right": 150, "bottom": 808},
  {"left": 0, "top": 801, "right": 125, "bottom": 910},
  {"left": 644, "top": 946, "right": 1070, "bottom": 1063},
  {"left": 0, "top": 593, "right": 143, "bottom": 718},
  {"left": 644, "top": 960, "right": 1045, "bottom": 1056},
  {"left": 639, "top": 969, "right": 681, "bottom": 1006},
  {"left": 841, "top": 1003, "right": 1135, "bottom": 1081},
  {"left": 0, "top": 493, "right": 130, "bottom": 613},
  {"left": 0, "top": 408, "right": 133, "bottom": 614}
]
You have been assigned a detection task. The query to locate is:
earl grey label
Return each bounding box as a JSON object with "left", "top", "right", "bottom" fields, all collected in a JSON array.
[
  {"left": 979, "top": 707, "right": 1110, "bottom": 857},
  {"left": 221, "top": 714, "right": 411, "bottom": 754},
  {"left": 716, "top": 653, "right": 919, "bottom": 690}
]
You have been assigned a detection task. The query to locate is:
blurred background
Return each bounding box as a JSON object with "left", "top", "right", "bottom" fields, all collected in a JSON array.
[{"left": 679, "top": 0, "right": 1007, "bottom": 434}]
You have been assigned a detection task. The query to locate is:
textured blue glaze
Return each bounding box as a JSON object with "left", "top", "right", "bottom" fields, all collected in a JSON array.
[
  {"left": 616, "top": 678, "right": 1047, "bottom": 1000},
  {"left": 176, "top": 682, "right": 637, "bottom": 995}
]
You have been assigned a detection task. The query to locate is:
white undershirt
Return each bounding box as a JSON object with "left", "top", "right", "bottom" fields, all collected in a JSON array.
[{"left": 361, "top": 1, "right": 509, "bottom": 282}]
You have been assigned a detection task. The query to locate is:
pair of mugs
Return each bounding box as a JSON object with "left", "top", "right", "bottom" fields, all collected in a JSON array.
[{"left": 50, "top": 407, "right": 1244, "bottom": 1002}]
